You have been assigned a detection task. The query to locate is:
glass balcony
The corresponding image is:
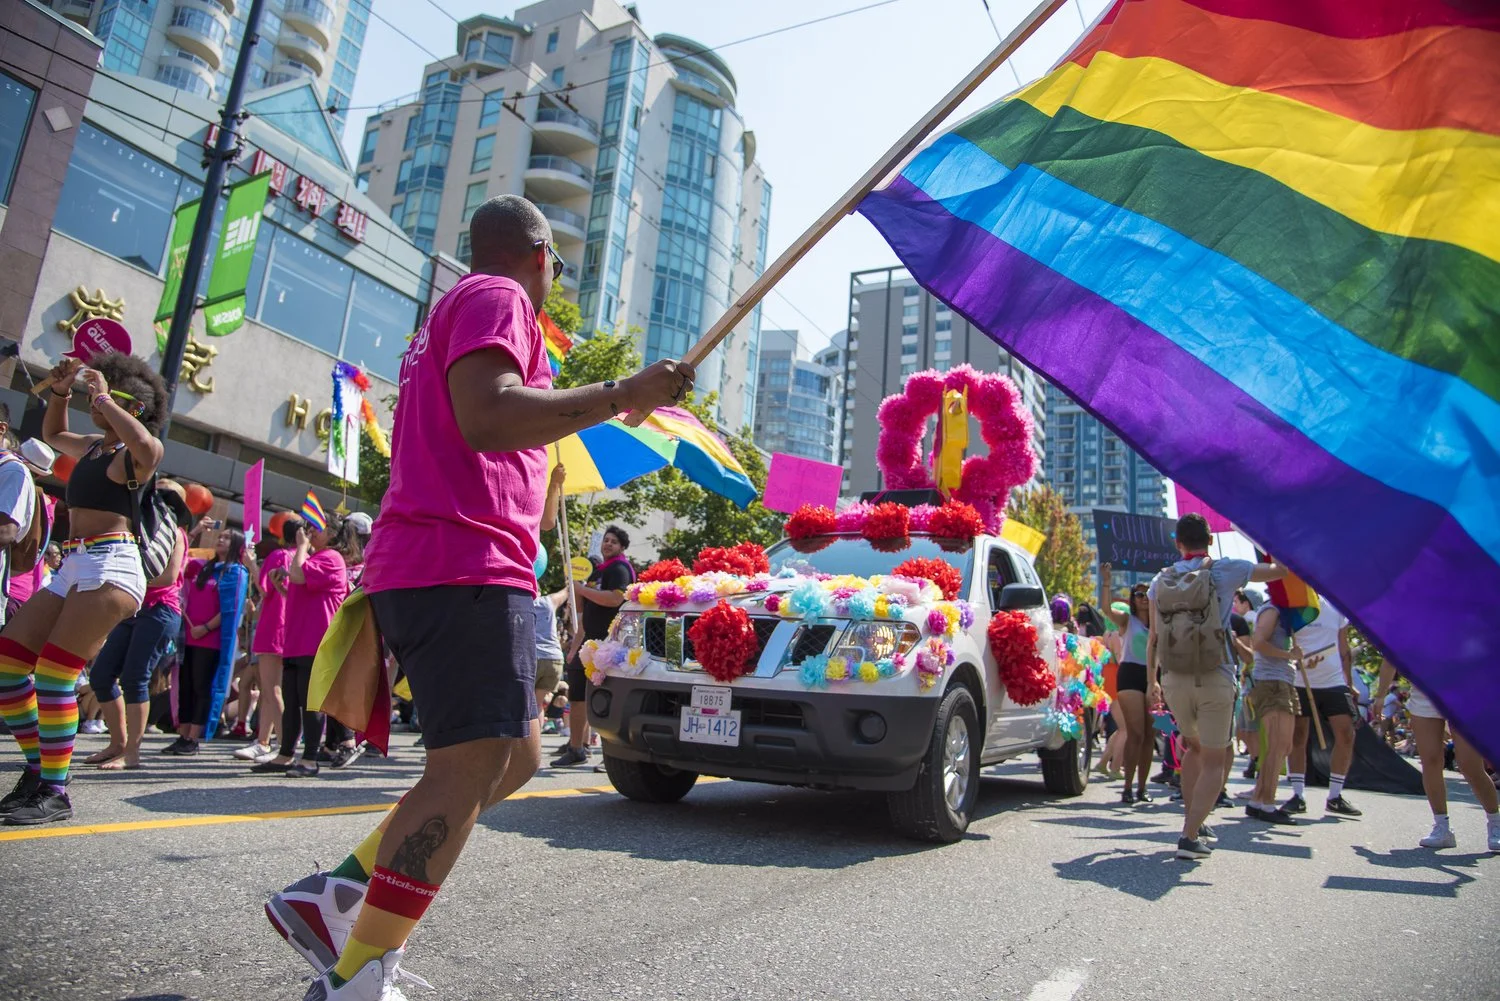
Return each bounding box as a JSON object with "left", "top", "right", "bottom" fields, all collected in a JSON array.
[
  {"left": 533, "top": 106, "right": 601, "bottom": 153},
  {"left": 282, "top": 0, "right": 335, "bottom": 48},
  {"left": 277, "top": 30, "right": 327, "bottom": 77},
  {"left": 536, "top": 202, "right": 587, "bottom": 242},
  {"left": 524, "top": 155, "right": 593, "bottom": 200},
  {"left": 166, "top": 4, "right": 227, "bottom": 70}
]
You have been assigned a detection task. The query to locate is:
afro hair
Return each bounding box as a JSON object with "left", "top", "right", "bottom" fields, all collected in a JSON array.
[{"left": 90, "top": 351, "right": 169, "bottom": 435}]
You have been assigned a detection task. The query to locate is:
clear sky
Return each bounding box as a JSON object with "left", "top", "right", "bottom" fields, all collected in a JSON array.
[{"left": 341, "top": 0, "right": 1113, "bottom": 360}]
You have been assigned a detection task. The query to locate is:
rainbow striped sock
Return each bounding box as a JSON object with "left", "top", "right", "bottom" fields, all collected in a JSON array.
[
  {"left": 34, "top": 644, "right": 86, "bottom": 786},
  {"left": 0, "top": 637, "right": 41, "bottom": 770}
]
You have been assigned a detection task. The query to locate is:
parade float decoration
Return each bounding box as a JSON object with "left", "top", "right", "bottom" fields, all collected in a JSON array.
[{"left": 1047, "top": 633, "right": 1114, "bottom": 739}]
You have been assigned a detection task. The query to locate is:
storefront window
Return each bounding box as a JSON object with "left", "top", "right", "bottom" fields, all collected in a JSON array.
[
  {"left": 0, "top": 73, "right": 35, "bottom": 203},
  {"left": 54, "top": 124, "right": 186, "bottom": 273},
  {"left": 342, "top": 273, "right": 418, "bottom": 382},
  {"left": 259, "top": 229, "right": 352, "bottom": 355}
]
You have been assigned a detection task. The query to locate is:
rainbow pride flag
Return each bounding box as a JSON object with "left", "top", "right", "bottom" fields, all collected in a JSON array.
[
  {"left": 301, "top": 490, "right": 327, "bottom": 533},
  {"left": 540, "top": 310, "right": 572, "bottom": 376},
  {"left": 858, "top": 0, "right": 1500, "bottom": 758}
]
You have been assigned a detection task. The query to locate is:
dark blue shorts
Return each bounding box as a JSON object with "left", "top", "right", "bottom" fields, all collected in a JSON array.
[
  {"left": 90, "top": 602, "right": 182, "bottom": 705},
  {"left": 368, "top": 586, "right": 536, "bottom": 750}
]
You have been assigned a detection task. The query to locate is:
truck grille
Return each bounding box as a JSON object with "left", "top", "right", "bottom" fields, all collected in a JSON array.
[
  {"left": 789, "top": 624, "right": 837, "bottom": 663},
  {"left": 640, "top": 690, "right": 806, "bottom": 730},
  {"left": 680, "top": 615, "right": 779, "bottom": 665}
]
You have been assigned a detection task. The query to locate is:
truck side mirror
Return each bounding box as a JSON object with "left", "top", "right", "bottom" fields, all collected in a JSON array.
[{"left": 997, "top": 583, "right": 1045, "bottom": 611}]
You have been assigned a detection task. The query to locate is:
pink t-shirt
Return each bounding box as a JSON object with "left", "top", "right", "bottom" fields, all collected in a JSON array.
[
  {"left": 7, "top": 495, "right": 56, "bottom": 607},
  {"left": 361, "top": 274, "right": 551, "bottom": 596},
  {"left": 182, "top": 558, "right": 226, "bottom": 649},
  {"left": 252, "top": 546, "right": 292, "bottom": 655},
  {"left": 142, "top": 528, "right": 189, "bottom": 614},
  {"left": 283, "top": 548, "right": 349, "bottom": 659}
]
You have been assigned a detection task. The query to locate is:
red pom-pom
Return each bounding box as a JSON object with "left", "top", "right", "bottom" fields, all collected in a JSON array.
[
  {"left": 687, "top": 600, "right": 761, "bottom": 683},
  {"left": 861, "top": 502, "right": 911, "bottom": 541},
  {"left": 640, "top": 558, "right": 690, "bottom": 583},
  {"left": 693, "top": 541, "right": 770, "bottom": 576},
  {"left": 927, "top": 500, "right": 986, "bottom": 540},
  {"left": 987, "top": 610, "right": 1056, "bottom": 706},
  {"left": 892, "top": 557, "right": 963, "bottom": 601},
  {"left": 785, "top": 504, "right": 837, "bottom": 540}
]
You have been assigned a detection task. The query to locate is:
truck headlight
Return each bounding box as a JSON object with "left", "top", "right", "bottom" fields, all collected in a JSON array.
[
  {"left": 610, "top": 612, "right": 645, "bottom": 648},
  {"left": 831, "top": 620, "right": 920, "bottom": 665}
]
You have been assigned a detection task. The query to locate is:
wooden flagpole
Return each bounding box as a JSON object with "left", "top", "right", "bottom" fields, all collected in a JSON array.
[{"left": 625, "top": 0, "right": 1071, "bottom": 427}]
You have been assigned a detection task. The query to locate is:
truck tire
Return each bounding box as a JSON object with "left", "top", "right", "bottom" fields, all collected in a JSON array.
[
  {"left": 602, "top": 754, "right": 699, "bottom": 804},
  {"left": 1038, "top": 708, "right": 1094, "bottom": 797},
  {"left": 887, "top": 685, "right": 981, "bottom": 843}
]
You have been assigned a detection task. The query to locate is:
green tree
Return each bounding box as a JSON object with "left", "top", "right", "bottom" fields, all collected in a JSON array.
[
  {"left": 542, "top": 279, "right": 583, "bottom": 336},
  {"left": 1005, "top": 485, "right": 1094, "bottom": 600}
]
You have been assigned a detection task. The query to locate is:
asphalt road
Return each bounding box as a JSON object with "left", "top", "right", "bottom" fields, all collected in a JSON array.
[{"left": 2, "top": 729, "right": 1497, "bottom": 1001}]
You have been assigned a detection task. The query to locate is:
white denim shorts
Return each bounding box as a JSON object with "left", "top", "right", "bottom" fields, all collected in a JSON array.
[
  {"left": 1406, "top": 686, "right": 1442, "bottom": 721},
  {"left": 45, "top": 540, "right": 146, "bottom": 607}
]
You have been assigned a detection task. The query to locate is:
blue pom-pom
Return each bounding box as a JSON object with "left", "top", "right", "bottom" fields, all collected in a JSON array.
[
  {"left": 788, "top": 580, "right": 830, "bottom": 619},
  {"left": 845, "top": 589, "right": 876, "bottom": 620},
  {"left": 799, "top": 654, "right": 830, "bottom": 688},
  {"left": 876, "top": 658, "right": 897, "bottom": 678}
]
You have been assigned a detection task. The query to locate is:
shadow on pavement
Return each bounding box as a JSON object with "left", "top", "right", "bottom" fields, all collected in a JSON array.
[
  {"left": 478, "top": 771, "right": 1053, "bottom": 867},
  {"left": 1319, "top": 845, "right": 1487, "bottom": 898},
  {"left": 122, "top": 781, "right": 410, "bottom": 816},
  {"left": 1051, "top": 848, "right": 1212, "bottom": 901}
]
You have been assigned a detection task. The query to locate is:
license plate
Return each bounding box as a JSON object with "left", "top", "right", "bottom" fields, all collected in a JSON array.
[
  {"left": 690, "top": 685, "right": 733, "bottom": 713},
  {"left": 679, "top": 707, "right": 742, "bottom": 746}
]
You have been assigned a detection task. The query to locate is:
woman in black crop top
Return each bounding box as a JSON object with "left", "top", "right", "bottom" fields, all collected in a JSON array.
[{"left": 0, "top": 352, "right": 167, "bottom": 826}]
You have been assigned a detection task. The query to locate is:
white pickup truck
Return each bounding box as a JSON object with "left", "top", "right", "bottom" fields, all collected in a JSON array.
[{"left": 586, "top": 530, "right": 1093, "bottom": 842}]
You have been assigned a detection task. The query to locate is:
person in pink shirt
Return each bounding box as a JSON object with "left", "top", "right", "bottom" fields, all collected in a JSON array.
[
  {"left": 84, "top": 481, "right": 192, "bottom": 770},
  {"left": 251, "top": 514, "right": 358, "bottom": 779},
  {"left": 263, "top": 196, "right": 692, "bottom": 996},
  {"left": 235, "top": 516, "right": 305, "bottom": 763},
  {"left": 162, "top": 529, "right": 249, "bottom": 756}
]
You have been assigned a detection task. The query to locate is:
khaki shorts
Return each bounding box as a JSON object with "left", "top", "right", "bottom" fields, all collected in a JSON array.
[
  {"left": 1161, "top": 671, "right": 1237, "bottom": 747},
  {"left": 535, "top": 657, "right": 563, "bottom": 694},
  {"left": 1249, "top": 679, "right": 1299, "bottom": 719}
]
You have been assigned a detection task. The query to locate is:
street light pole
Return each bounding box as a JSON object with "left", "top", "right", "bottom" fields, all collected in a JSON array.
[{"left": 158, "top": 0, "right": 268, "bottom": 427}]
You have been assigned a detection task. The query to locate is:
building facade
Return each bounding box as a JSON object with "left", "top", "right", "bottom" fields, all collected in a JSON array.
[
  {"left": 752, "top": 329, "right": 836, "bottom": 464},
  {"left": 810, "top": 329, "right": 846, "bottom": 467},
  {"left": 838, "top": 266, "right": 1048, "bottom": 499},
  {"left": 356, "top": 0, "right": 771, "bottom": 430},
  {"left": 39, "top": 0, "right": 369, "bottom": 130},
  {"left": 2, "top": 1, "right": 446, "bottom": 522},
  {"left": 1043, "top": 383, "right": 1168, "bottom": 585}
]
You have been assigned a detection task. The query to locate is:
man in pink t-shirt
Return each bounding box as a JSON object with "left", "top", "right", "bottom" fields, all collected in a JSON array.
[{"left": 267, "top": 195, "right": 693, "bottom": 997}]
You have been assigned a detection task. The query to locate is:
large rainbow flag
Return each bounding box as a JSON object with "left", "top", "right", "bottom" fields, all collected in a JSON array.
[
  {"left": 858, "top": 0, "right": 1500, "bottom": 759},
  {"left": 540, "top": 310, "right": 572, "bottom": 375}
]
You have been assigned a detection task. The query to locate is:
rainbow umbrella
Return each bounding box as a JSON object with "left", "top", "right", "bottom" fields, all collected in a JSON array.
[
  {"left": 547, "top": 421, "right": 676, "bottom": 495},
  {"left": 630, "top": 406, "right": 757, "bottom": 508}
]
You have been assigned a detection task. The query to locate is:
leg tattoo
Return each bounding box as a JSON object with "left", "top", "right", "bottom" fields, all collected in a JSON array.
[{"left": 388, "top": 817, "right": 449, "bottom": 883}]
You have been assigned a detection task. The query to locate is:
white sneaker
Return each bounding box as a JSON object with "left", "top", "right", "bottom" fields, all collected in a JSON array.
[
  {"left": 266, "top": 872, "right": 368, "bottom": 972},
  {"left": 302, "top": 948, "right": 431, "bottom": 1000},
  {"left": 253, "top": 749, "right": 283, "bottom": 764},
  {"left": 1419, "top": 823, "right": 1457, "bottom": 849},
  {"left": 234, "top": 741, "right": 273, "bottom": 760},
  {"left": 78, "top": 719, "right": 106, "bottom": 735},
  {"left": 1487, "top": 817, "right": 1500, "bottom": 853}
]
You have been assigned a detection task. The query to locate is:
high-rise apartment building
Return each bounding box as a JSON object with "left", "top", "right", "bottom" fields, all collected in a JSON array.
[
  {"left": 356, "top": 0, "right": 772, "bottom": 430},
  {"left": 811, "top": 329, "right": 847, "bottom": 465},
  {"left": 752, "top": 329, "right": 837, "bottom": 464},
  {"left": 41, "top": 0, "right": 369, "bottom": 130},
  {"left": 1044, "top": 383, "right": 1168, "bottom": 585},
  {"left": 838, "top": 267, "right": 1048, "bottom": 499}
]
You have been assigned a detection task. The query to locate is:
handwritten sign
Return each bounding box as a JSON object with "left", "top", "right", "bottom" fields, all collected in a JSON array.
[
  {"left": 1092, "top": 509, "right": 1178, "bottom": 574},
  {"left": 763, "top": 453, "right": 842, "bottom": 514},
  {"left": 66, "top": 317, "right": 132, "bottom": 361}
]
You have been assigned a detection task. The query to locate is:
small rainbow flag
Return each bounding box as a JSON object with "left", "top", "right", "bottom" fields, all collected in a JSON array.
[
  {"left": 540, "top": 310, "right": 572, "bottom": 376},
  {"left": 301, "top": 490, "right": 327, "bottom": 533}
]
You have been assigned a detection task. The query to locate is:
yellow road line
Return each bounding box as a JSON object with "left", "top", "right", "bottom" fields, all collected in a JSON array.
[{"left": 0, "top": 783, "right": 620, "bottom": 842}]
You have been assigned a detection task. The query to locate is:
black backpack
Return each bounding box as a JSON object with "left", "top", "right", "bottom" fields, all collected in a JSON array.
[{"left": 124, "top": 452, "right": 179, "bottom": 583}]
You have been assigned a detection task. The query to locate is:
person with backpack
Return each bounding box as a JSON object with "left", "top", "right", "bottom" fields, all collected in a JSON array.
[
  {"left": 82, "top": 480, "right": 191, "bottom": 770},
  {"left": 0, "top": 353, "right": 168, "bottom": 825},
  {"left": 1146, "top": 513, "right": 1288, "bottom": 860},
  {"left": 161, "top": 529, "right": 249, "bottom": 756},
  {"left": 0, "top": 414, "right": 41, "bottom": 629}
]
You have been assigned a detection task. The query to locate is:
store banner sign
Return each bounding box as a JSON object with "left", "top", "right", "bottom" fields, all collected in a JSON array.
[
  {"left": 154, "top": 199, "right": 200, "bottom": 340},
  {"left": 204, "top": 173, "right": 272, "bottom": 337}
]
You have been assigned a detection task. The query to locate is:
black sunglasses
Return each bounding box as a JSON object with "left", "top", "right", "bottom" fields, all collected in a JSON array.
[{"left": 533, "top": 240, "right": 565, "bottom": 283}]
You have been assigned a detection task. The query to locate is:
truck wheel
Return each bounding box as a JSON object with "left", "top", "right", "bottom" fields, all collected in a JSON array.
[
  {"left": 887, "top": 685, "right": 980, "bottom": 843},
  {"left": 1039, "top": 708, "right": 1094, "bottom": 796},
  {"left": 602, "top": 754, "right": 699, "bottom": 803}
]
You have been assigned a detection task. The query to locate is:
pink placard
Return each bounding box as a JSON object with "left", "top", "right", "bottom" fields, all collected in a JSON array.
[
  {"left": 67, "top": 318, "right": 132, "bottom": 361},
  {"left": 243, "top": 460, "right": 264, "bottom": 546},
  {"left": 763, "top": 453, "right": 842, "bottom": 514},
  {"left": 1174, "top": 483, "right": 1233, "bottom": 534}
]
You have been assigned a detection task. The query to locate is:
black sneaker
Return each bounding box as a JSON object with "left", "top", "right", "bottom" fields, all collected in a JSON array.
[
  {"left": 316, "top": 748, "right": 335, "bottom": 763},
  {"left": 1243, "top": 761, "right": 1258, "bottom": 780},
  {"left": 1135, "top": 789, "right": 1154, "bottom": 804},
  {"left": 330, "top": 744, "right": 366, "bottom": 770},
  {"left": 1283, "top": 794, "right": 1307, "bottom": 814},
  {"left": 1121, "top": 788, "right": 1136, "bottom": 805},
  {"left": 1198, "top": 823, "right": 1218, "bottom": 843},
  {"left": 1215, "top": 791, "right": 1233, "bottom": 809},
  {"left": 1151, "top": 771, "right": 1171, "bottom": 784},
  {"left": 1247, "top": 805, "right": 1298, "bottom": 825},
  {"left": 1326, "top": 796, "right": 1363, "bottom": 817},
  {"left": 0, "top": 769, "right": 41, "bottom": 816},
  {"left": 4, "top": 786, "right": 72, "bottom": 826},
  {"left": 1176, "top": 837, "right": 1212, "bottom": 860},
  {"left": 160, "top": 737, "right": 193, "bottom": 755},
  {"left": 286, "top": 762, "right": 320, "bottom": 778},
  {"left": 550, "top": 746, "right": 590, "bottom": 768},
  {"left": 250, "top": 759, "right": 290, "bottom": 774}
]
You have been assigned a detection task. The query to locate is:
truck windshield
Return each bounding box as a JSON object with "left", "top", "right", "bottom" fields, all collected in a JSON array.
[{"left": 765, "top": 535, "right": 974, "bottom": 588}]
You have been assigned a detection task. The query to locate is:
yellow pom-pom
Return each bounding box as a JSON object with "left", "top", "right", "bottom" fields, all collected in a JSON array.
[
  {"left": 826, "top": 656, "right": 849, "bottom": 681},
  {"left": 858, "top": 661, "right": 880, "bottom": 683}
]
